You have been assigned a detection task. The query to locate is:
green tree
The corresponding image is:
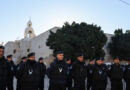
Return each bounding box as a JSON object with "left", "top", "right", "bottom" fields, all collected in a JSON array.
[
  {"left": 46, "top": 22, "right": 107, "bottom": 60},
  {"left": 108, "top": 29, "right": 130, "bottom": 60}
]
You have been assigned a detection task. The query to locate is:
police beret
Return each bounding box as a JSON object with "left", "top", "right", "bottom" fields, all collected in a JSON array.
[
  {"left": 113, "top": 56, "right": 119, "bottom": 60},
  {"left": 21, "top": 56, "right": 27, "bottom": 59},
  {"left": 39, "top": 57, "right": 44, "bottom": 61},
  {"left": 95, "top": 57, "right": 101, "bottom": 61},
  {"left": 76, "top": 53, "right": 83, "bottom": 57},
  {"left": 27, "top": 52, "right": 35, "bottom": 57},
  {"left": 66, "top": 58, "right": 71, "bottom": 61},
  {"left": 7, "top": 55, "right": 13, "bottom": 58},
  {"left": 56, "top": 51, "right": 63, "bottom": 55},
  {"left": 0, "top": 46, "right": 4, "bottom": 49}
]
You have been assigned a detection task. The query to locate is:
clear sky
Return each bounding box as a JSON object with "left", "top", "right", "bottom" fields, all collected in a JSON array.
[{"left": 0, "top": 0, "right": 130, "bottom": 43}]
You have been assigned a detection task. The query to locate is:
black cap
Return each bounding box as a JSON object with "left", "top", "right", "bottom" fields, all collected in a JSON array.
[
  {"left": 66, "top": 58, "right": 71, "bottom": 61},
  {"left": 7, "top": 55, "right": 13, "bottom": 58},
  {"left": 56, "top": 51, "right": 63, "bottom": 55},
  {"left": 113, "top": 56, "right": 119, "bottom": 60},
  {"left": 0, "top": 46, "right": 4, "bottom": 49},
  {"left": 76, "top": 53, "right": 83, "bottom": 57},
  {"left": 27, "top": 52, "right": 35, "bottom": 58},
  {"left": 21, "top": 56, "right": 27, "bottom": 59},
  {"left": 39, "top": 57, "right": 44, "bottom": 61},
  {"left": 100, "top": 57, "right": 104, "bottom": 61},
  {"left": 89, "top": 58, "right": 94, "bottom": 62},
  {"left": 95, "top": 57, "right": 101, "bottom": 61}
]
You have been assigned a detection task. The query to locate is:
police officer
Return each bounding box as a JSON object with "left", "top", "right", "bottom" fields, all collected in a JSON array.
[
  {"left": 47, "top": 51, "right": 67, "bottom": 90},
  {"left": 124, "top": 58, "right": 130, "bottom": 90},
  {"left": 0, "top": 46, "right": 7, "bottom": 90},
  {"left": 87, "top": 59, "right": 94, "bottom": 90},
  {"left": 109, "top": 56, "right": 123, "bottom": 90},
  {"left": 92, "top": 57, "right": 108, "bottom": 90},
  {"left": 16, "top": 56, "right": 27, "bottom": 90},
  {"left": 6, "top": 55, "right": 16, "bottom": 90},
  {"left": 16, "top": 52, "right": 41, "bottom": 90},
  {"left": 71, "top": 53, "right": 87, "bottom": 90},
  {"left": 38, "top": 57, "right": 46, "bottom": 90},
  {"left": 66, "top": 58, "right": 72, "bottom": 90}
]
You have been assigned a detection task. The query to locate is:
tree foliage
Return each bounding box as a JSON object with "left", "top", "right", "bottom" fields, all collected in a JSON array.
[
  {"left": 108, "top": 29, "right": 130, "bottom": 60},
  {"left": 46, "top": 22, "right": 107, "bottom": 60}
]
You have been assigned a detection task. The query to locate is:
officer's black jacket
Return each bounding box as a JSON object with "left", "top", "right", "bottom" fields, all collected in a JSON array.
[
  {"left": 87, "top": 64, "right": 94, "bottom": 79},
  {"left": 16, "top": 60, "right": 41, "bottom": 89},
  {"left": 38, "top": 62, "right": 46, "bottom": 78},
  {"left": 15, "top": 61, "right": 25, "bottom": 79},
  {"left": 6, "top": 60, "right": 16, "bottom": 79},
  {"left": 124, "top": 64, "right": 130, "bottom": 82},
  {"left": 109, "top": 64, "right": 124, "bottom": 80},
  {"left": 71, "top": 60, "right": 87, "bottom": 80},
  {"left": 47, "top": 59, "right": 67, "bottom": 85},
  {"left": 92, "top": 64, "right": 108, "bottom": 80},
  {"left": 0, "top": 56, "right": 7, "bottom": 89}
]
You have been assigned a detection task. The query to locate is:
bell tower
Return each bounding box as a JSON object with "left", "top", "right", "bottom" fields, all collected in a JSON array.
[{"left": 24, "top": 20, "right": 35, "bottom": 39}]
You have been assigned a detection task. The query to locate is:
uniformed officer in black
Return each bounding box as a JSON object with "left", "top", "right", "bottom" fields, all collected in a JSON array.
[
  {"left": 87, "top": 59, "right": 94, "bottom": 90},
  {"left": 124, "top": 58, "right": 130, "bottom": 90},
  {"left": 0, "top": 46, "right": 7, "bottom": 90},
  {"left": 71, "top": 53, "right": 87, "bottom": 90},
  {"left": 47, "top": 51, "right": 67, "bottom": 90},
  {"left": 16, "top": 56, "right": 27, "bottom": 90},
  {"left": 109, "top": 56, "right": 123, "bottom": 90},
  {"left": 66, "top": 58, "right": 72, "bottom": 90},
  {"left": 6, "top": 55, "right": 16, "bottom": 90},
  {"left": 16, "top": 52, "right": 41, "bottom": 90},
  {"left": 38, "top": 57, "right": 46, "bottom": 90},
  {"left": 92, "top": 57, "right": 108, "bottom": 90}
]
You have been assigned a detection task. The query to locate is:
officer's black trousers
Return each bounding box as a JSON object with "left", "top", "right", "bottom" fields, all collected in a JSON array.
[
  {"left": 126, "top": 81, "right": 130, "bottom": 90},
  {"left": 87, "top": 78, "right": 92, "bottom": 90},
  {"left": 0, "top": 85, "right": 6, "bottom": 90},
  {"left": 38, "top": 78, "right": 44, "bottom": 90},
  {"left": 16, "top": 79, "right": 21, "bottom": 90},
  {"left": 7, "top": 78, "right": 13, "bottom": 90},
  {"left": 73, "top": 79, "right": 85, "bottom": 90},
  {"left": 92, "top": 80, "right": 106, "bottom": 90},
  {"left": 111, "top": 80, "right": 123, "bottom": 90},
  {"left": 49, "top": 83, "right": 66, "bottom": 90},
  {"left": 66, "top": 77, "right": 72, "bottom": 90}
]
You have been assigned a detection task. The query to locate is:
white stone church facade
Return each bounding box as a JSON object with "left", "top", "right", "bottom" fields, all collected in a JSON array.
[{"left": 4, "top": 20, "right": 113, "bottom": 65}]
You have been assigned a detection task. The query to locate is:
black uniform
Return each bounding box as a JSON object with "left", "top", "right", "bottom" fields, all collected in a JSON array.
[
  {"left": 66, "top": 63, "right": 72, "bottom": 90},
  {"left": 0, "top": 56, "right": 7, "bottom": 90},
  {"left": 124, "top": 64, "right": 130, "bottom": 90},
  {"left": 47, "top": 59, "right": 67, "bottom": 90},
  {"left": 92, "top": 64, "right": 108, "bottom": 90},
  {"left": 71, "top": 60, "right": 87, "bottom": 90},
  {"left": 109, "top": 64, "right": 123, "bottom": 90},
  {"left": 87, "top": 64, "right": 94, "bottom": 90},
  {"left": 16, "top": 60, "right": 41, "bottom": 90},
  {"left": 16, "top": 61, "right": 24, "bottom": 90},
  {"left": 6, "top": 60, "right": 16, "bottom": 90},
  {"left": 38, "top": 62, "right": 46, "bottom": 90}
]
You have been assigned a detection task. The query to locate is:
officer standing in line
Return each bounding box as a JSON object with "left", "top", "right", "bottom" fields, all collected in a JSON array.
[
  {"left": 6, "top": 55, "right": 16, "bottom": 90},
  {"left": 38, "top": 57, "right": 46, "bottom": 90},
  {"left": 66, "top": 58, "right": 72, "bottom": 90},
  {"left": 124, "top": 58, "right": 130, "bottom": 90},
  {"left": 92, "top": 58, "right": 108, "bottom": 90},
  {"left": 87, "top": 59, "right": 94, "bottom": 90},
  {"left": 71, "top": 53, "right": 87, "bottom": 90},
  {"left": 0, "top": 46, "right": 7, "bottom": 90},
  {"left": 47, "top": 51, "right": 67, "bottom": 90},
  {"left": 109, "top": 56, "right": 123, "bottom": 90},
  {"left": 16, "top": 52, "right": 41, "bottom": 90},
  {"left": 16, "top": 56, "right": 27, "bottom": 90}
]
